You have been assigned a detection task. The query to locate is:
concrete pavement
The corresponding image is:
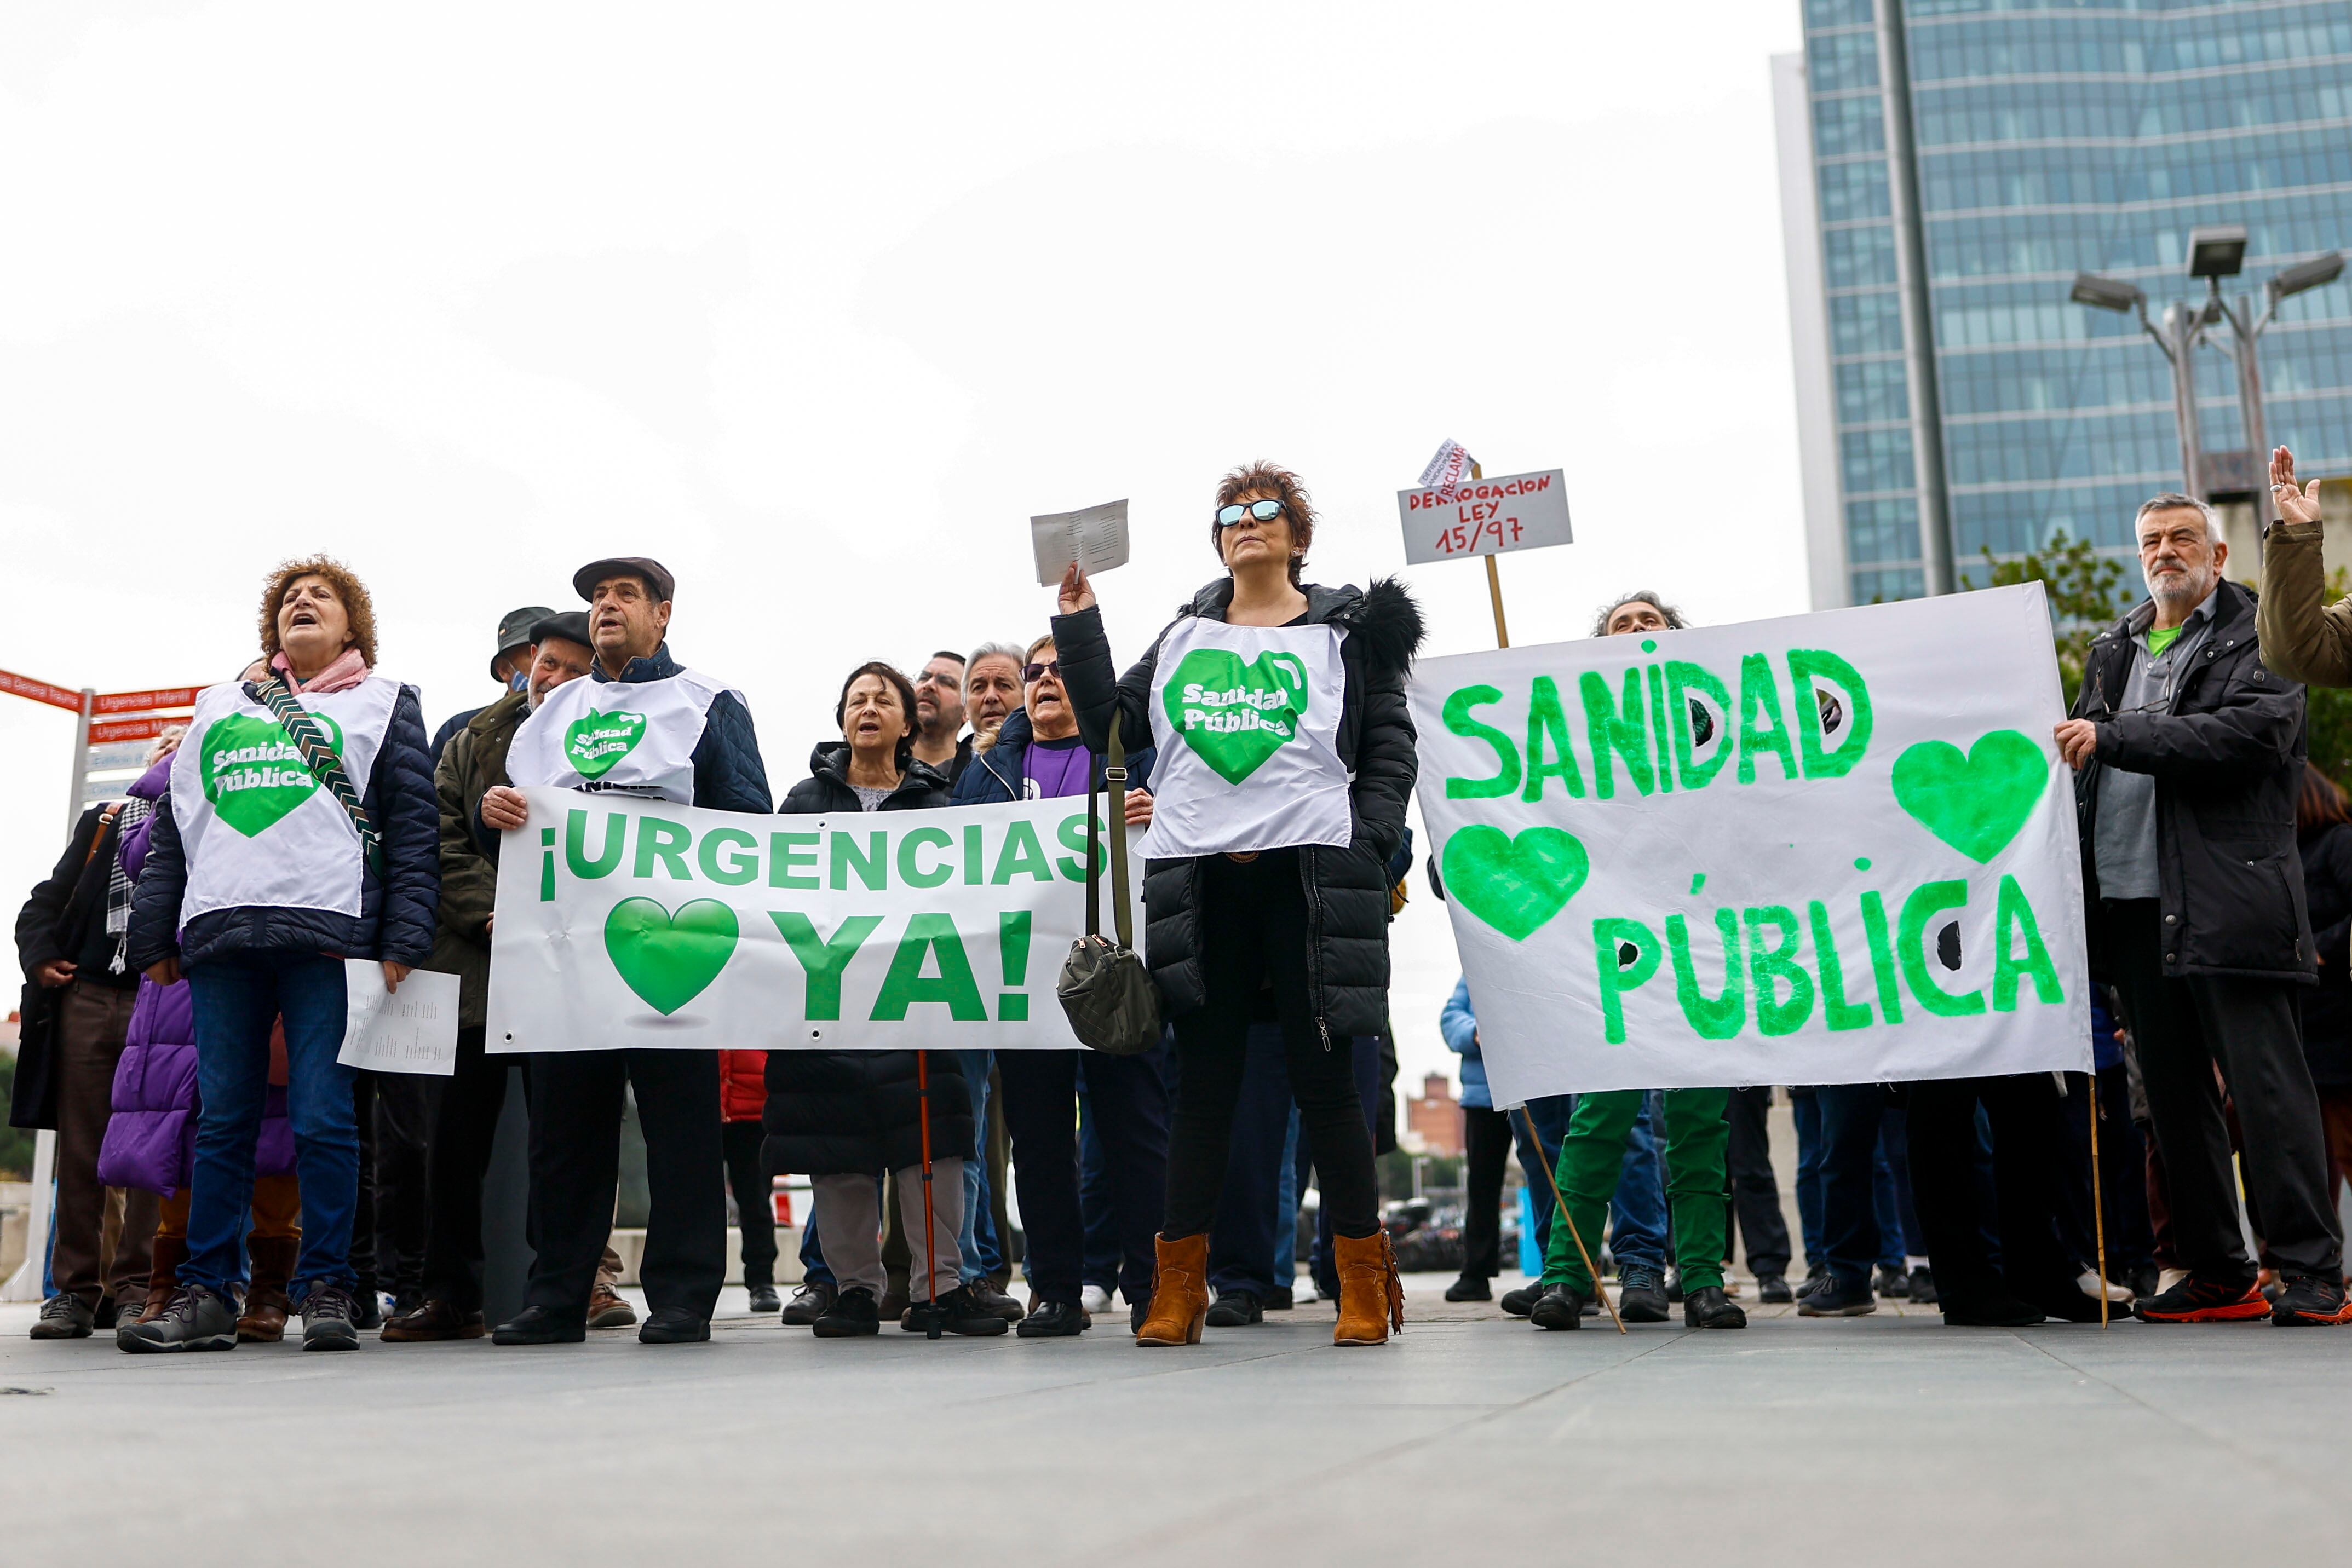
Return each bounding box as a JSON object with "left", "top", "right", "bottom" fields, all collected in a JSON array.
[{"left": 3, "top": 1273, "right": 2345, "bottom": 1565}]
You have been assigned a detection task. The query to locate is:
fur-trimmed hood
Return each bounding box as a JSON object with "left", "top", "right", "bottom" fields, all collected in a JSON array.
[{"left": 1176, "top": 575, "right": 1426, "bottom": 673}]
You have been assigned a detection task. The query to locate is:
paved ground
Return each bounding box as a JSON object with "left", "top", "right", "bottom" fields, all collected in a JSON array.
[{"left": 4, "top": 1272, "right": 2347, "bottom": 1565}]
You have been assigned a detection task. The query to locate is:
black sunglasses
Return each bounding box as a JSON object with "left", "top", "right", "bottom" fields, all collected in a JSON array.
[
  {"left": 1215, "top": 499, "right": 1286, "bottom": 528},
  {"left": 1023, "top": 660, "right": 1062, "bottom": 683}
]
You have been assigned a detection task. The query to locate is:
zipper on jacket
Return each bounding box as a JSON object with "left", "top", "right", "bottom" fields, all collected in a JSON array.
[{"left": 1301, "top": 845, "right": 1332, "bottom": 1050}]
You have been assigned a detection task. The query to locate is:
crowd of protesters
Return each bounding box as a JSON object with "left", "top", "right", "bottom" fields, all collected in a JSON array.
[{"left": 13, "top": 451, "right": 2352, "bottom": 1356}]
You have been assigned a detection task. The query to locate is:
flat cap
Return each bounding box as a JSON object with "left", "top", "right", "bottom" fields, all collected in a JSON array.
[
  {"left": 572, "top": 556, "right": 675, "bottom": 604},
  {"left": 530, "top": 609, "right": 593, "bottom": 648}
]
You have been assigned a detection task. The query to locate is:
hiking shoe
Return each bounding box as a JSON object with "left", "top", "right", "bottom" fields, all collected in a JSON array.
[
  {"left": 781, "top": 1280, "right": 837, "bottom": 1326},
  {"left": 811, "top": 1286, "right": 881, "bottom": 1338},
  {"left": 119, "top": 1282, "right": 239, "bottom": 1353},
  {"left": 1443, "top": 1273, "right": 1492, "bottom": 1302},
  {"left": 1499, "top": 1280, "right": 1544, "bottom": 1317},
  {"left": 1617, "top": 1262, "right": 1670, "bottom": 1323},
  {"left": 1205, "top": 1289, "right": 1263, "bottom": 1327},
  {"left": 745, "top": 1283, "right": 782, "bottom": 1315},
  {"left": 1795, "top": 1263, "right": 1830, "bottom": 1299},
  {"left": 30, "top": 1294, "right": 94, "bottom": 1340},
  {"left": 1529, "top": 1283, "right": 1587, "bottom": 1331},
  {"left": 2269, "top": 1272, "right": 2352, "bottom": 1326},
  {"left": 1875, "top": 1264, "right": 1911, "bottom": 1299},
  {"left": 1797, "top": 1273, "right": 1877, "bottom": 1317},
  {"left": 381, "top": 1298, "right": 487, "bottom": 1342},
  {"left": 902, "top": 1285, "right": 1010, "bottom": 1336},
  {"left": 586, "top": 1283, "right": 637, "bottom": 1328},
  {"left": 300, "top": 1284, "right": 363, "bottom": 1351},
  {"left": 2134, "top": 1275, "right": 2269, "bottom": 1324},
  {"left": 1755, "top": 1273, "right": 1794, "bottom": 1305},
  {"left": 1683, "top": 1285, "right": 1747, "bottom": 1329}
]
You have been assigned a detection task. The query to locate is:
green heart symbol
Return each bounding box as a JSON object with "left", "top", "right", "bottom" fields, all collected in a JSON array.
[
  {"left": 566, "top": 708, "right": 647, "bottom": 780},
  {"left": 603, "top": 897, "right": 739, "bottom": 1016},
  {"left": 1164, "top": 647, "right": 1310, "bottom": 786},
  {"left": 1442, "top": 825, "right": 1590, "bottom": 942},
  {"left": 197, "top": 712, "right": 344, "bottom": 838},
  {"left": 1891, "top": 730, "right": 2049, "bottom": 864}
]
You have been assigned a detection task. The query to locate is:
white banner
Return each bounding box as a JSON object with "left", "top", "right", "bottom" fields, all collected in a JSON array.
[
  {"left": 486, "top": 790, "right": 1141, "bottom": 1052},
  {"left": 1410, "top": 585, "right": 2091, "bottom": 1103}
]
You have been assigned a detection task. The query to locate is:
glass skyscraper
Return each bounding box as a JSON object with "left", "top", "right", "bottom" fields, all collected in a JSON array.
[{"left": 1776, "top": 0, "right": 2352, "bottom": 608}]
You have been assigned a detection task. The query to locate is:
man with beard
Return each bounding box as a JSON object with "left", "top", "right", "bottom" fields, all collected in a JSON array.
[
  {"left": 910, "top": 651, "right": 974, "bottom": 786},
  {"left": 2057, "top": 493, "right": 2347, "bottom": 1327}
]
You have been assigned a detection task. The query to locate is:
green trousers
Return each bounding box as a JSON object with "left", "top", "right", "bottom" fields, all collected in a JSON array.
[{"left": 1540, "top": 1087, "right": 1730, "bottom": 1293}]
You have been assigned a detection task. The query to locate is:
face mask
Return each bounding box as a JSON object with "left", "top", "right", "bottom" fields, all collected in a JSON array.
[{"left": 509, "top": 669, "right": 531, "bottom": 693}]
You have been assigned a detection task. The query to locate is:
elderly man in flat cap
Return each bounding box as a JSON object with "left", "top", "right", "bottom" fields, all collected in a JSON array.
[{"left": 480, "top": 559, "right": 772, "bottom": 1345}]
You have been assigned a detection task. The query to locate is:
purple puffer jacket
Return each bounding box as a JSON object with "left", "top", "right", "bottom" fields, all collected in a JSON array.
[{"left": 96, "top": 753, "right": 294, "bottom": 1195}]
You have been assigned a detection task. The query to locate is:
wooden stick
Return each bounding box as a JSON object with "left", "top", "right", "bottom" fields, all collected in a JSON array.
[
  {"left": 917, "top": 1048, "right": 941, "bottom": 1339},
  {"left": 1473, "top": 460, "right": 1511, "bottom": 649},
  {"left": 2087, "top": 1070, "right": 2109, "bottom": 1329},
  {"left": 1515, "top": 1104, "right": 1625, "bottom": 1334}
]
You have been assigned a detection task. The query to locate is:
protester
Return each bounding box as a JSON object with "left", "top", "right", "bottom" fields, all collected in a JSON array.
[
  {"left": 1523, "top": 590, "right": 1743, "bottom": 1331},
  {"left": 1907, "top": 1071, "right": 2106, "bottom": 1326},
  {"left": 910, "top": 650, "right": 973, "bottom": 786},
  {"left": 2058, "top": 492, "right": 2349, "bottom": 1325},
  {"left": 2292, "top": 764, "right": 2352, "bottom": 1224},
  {"left": 383, "top": 610, "right": 625, "bottom": 1342},
  {"left": 1724, "top": 1086, "right": 1793, "bottom": 1304},
  {"left": 964, "top": 643, "right": 1026, "bottom": 743},
  {"left": 1440, "top": 976, "right": 1507, "bottom": 1301},
  {"left": 768, "top": 661, "right": 1002, "bottom": 1337},
  {"left": 430, "top": 605, "right": 554, "bottom": 760},
  {"left": 950, "top": 635, "right": 1167, "bottom": 1334},
  {"left": 16, "top": 732, "right": 157, "bottom": 1338},
  {"left": 720, "top": 1048, "right": 780, "bottom": 1315},
  {"left": 1050, "top": 459, "right": 1422, "bottom": 1347},
  {"left": 2255, "top": 445, "right": 2343, "bottom": 685},
  {"left": 97, "top": 727, "right": 303, "bottom": 1345},
  {"left": 122, "top": 557, "right": 438, "bottom": 1352},
  {"left": 484, "top": 558, "right": 769, "bottom": 1346}
]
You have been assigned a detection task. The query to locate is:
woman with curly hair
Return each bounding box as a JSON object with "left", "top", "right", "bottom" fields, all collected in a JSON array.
[
  {"left": 121, "top": 557, "right": 438, "bottom": 1353},
  {"left": 1050, "top": 460, "right": 1424, "bottom": 1346}
]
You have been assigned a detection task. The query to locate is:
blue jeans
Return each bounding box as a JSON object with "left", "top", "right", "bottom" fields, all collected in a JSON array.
[
  {"left": 1795, "top": 1088, "right": 1910, "bottom": 1272},
  {"left": 1274, "top": 1106, "right": 1300, "bottom": 1288},
  {"left": 183, "top": 953, "right": 359, "bottom": 1301},
  {"left": 1510, "top": 1095, "right": 1573, "bottom": 1256}
]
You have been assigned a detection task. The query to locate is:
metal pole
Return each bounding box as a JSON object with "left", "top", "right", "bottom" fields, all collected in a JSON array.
[
  {"left": 66, "top": 689, "right": 94, "bottom": 835},
  {"left": 2159, "top": 304, "right": 2205, "bottom": 501},
  {"left": 2227, "top": 294, "right": 2274, "bottom": 552}
]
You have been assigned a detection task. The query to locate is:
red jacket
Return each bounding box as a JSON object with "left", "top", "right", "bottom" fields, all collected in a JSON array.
[{"left": 720, "top": 1050, "right": 768, "bottom": 1123}]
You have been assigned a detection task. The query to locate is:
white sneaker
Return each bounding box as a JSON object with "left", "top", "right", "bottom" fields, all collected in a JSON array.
[
  {"left": 1079, "top": 1284, "right": 1113, "bottom": 1315},
  {"left": 2076, "top": 1267, "right": 2132, "bottom": 1303}
]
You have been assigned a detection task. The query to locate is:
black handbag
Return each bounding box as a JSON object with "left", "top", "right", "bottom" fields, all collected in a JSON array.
[{"left": 1056, "top": 712, "right": 1161, "bottom": 1056}]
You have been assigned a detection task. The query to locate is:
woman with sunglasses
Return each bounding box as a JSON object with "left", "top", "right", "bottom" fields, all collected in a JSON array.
[{"left": 1050, "top": 460, "right": 1423, "bottom": 1346}]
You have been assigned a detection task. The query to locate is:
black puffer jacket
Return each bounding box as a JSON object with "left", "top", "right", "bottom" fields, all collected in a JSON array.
[
  {"left": 128, "top": 682, "right": 440, "bottom": 970},
  {"left": 762, "top": 745, "right": 972, "bottom": 1174},
  {"left": 1051, "top": 576, "right": 1424, "bottom": 1038},
  {"left": 2071, "top": 579, "right": 2314, "bottom": 982},
  {"left": 2297, "top": 818, "right": 2352, "bottom": 1086}
]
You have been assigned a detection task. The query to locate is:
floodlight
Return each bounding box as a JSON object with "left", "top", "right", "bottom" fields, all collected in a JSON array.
[
  {"left": 2188, "top": 224, "right": 2248, "bottom": 279},
  {"left": 2070, "top": 272, "right": 2145, "bottom": 314},
  {"left": 2270, "top": 251, "right": 2347, "bottom": 300}
]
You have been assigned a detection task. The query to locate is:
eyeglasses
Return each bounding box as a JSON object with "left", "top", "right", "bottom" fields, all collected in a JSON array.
[
  {"left": 1215, "top": 499, "right": 1286, "bottom": 528},
  {"left": 1023, "top": 660, "right": 1062, "bottom": 683}
]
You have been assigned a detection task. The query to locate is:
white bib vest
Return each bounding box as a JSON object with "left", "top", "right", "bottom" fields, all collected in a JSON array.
[
  {"left": 171, "top": 675, "right": 402, "bottom": 922},
  {"left": 505, "top": 667, "right": 736, "bottom": 805},
  {"left": 1134, "top": 618, "right": 1353, "bottom": 860}
]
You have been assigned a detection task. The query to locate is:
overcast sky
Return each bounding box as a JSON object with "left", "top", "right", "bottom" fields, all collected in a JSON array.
[{"left": 1, "top": 1, "right": 1808, "bottom": 1099}]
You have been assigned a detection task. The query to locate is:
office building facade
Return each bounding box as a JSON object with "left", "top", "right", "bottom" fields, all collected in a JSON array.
[{"left": 1776, "top": 0, "right": 2352, "bottom": 609}]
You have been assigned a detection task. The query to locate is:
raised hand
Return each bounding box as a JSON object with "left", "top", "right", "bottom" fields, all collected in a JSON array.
[
  {"left": 1058, "top": 561, "right": 1097, "bottom": 615},
  {"left": 2272, "top": 446, "right": 2324, "bottom": 526}
]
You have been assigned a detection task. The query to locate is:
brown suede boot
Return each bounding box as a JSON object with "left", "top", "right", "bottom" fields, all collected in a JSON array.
[
  {"left": 1332, "top": 1230, "right": 1404, "bottom": 1346},
  {"left": 238, "top": 1235, "right": 298, "bottom": 1343},
  {"left": 1134, "top": 1233, "right": 1211, "bottom": 1346},
  {"left": 138, "top": 1233, "right": 188, "bottom": 1325}
]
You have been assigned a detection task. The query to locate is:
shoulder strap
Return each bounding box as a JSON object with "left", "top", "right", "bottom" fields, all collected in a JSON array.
[
  {"left": 1080, "top": 713, "right": 1135, "bottom": 949},
  {"left": 81, "top": 804, "right": 122, "bottom": 869},
  {"left": 254, "top": 675, "right": 383, "bottom": 875}
]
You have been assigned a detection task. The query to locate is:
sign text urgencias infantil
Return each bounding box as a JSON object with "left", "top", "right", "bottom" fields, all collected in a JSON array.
[
  {"left": 486, "top": 791, "right": 1138, "bottom": 1052},
  {"left": 1409, "top": 586, "right": 2091, "bottom": 1105}
]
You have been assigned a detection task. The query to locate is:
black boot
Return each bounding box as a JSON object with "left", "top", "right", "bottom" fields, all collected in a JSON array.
[{"left": 1682, "top": 1285, "right": 1747, "bottom": 1329}]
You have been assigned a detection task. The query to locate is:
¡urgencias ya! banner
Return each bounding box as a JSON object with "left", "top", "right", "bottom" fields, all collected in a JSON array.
[
  {"left": 486, "top": 790, "right": 1141, "bottom": 1052},
  {"left": 1409, "top": 584, "right": 2092, "bottom": 1105}
]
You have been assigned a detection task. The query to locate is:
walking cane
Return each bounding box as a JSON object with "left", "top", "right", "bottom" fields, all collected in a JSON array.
[
  {"left": 917, "top": 1048, "right": 941, "bottom": 1339},
  {"left": 1514, "top": 1105, "right": 1626, "bottom": 1334},
  {"left": 2085, "top": 1071, "right": 2110, "bottom": 1330}
]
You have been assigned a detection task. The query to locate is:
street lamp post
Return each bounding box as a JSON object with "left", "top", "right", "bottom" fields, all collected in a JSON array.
[{"left": 2072, "top": 226, "right": 2345, "bottom": 553}]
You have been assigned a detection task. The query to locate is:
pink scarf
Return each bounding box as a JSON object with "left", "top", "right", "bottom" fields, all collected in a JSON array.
[{"left": 271, "top": 647, "right": 370, "bottom": 694}]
